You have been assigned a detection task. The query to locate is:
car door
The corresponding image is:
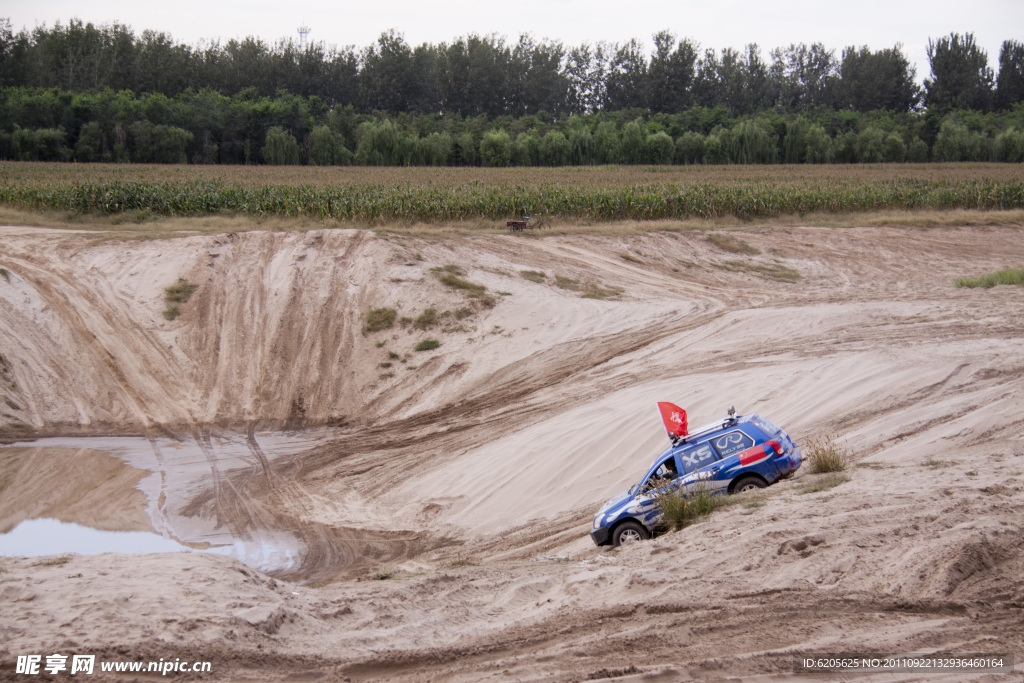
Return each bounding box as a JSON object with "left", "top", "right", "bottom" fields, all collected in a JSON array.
[
  {"left": 677, "top": 442, "right": 725, "bottom": 493},
  {"left": 634, "top": 453, "right": 684, "bottom": 526}
]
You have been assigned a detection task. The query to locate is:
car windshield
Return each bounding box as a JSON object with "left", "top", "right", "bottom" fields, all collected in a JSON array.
[{"left": 630, "top": 451, "right": 674, "bottom": 494}]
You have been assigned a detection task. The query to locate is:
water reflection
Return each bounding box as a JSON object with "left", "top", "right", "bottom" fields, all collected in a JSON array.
[
  {"left": 0, "top": 430, "right": 338, "bottom": 573},
  {"left": 0, "top": 517, "right": 219, "bottom": 556}
]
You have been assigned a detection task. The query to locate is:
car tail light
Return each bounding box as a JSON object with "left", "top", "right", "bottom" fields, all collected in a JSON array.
[{"left": 766, "top": 439, "right": 783, "bottom": 455}]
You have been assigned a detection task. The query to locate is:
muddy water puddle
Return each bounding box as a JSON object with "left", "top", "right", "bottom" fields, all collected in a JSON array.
[
  {"left": 0, "top": 518, "right": 217, "bottom": 556},
  {"left": 0, "top": 430, "right": 340, "bottom": 573}
]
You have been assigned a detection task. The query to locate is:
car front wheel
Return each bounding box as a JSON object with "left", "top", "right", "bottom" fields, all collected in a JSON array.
[
  {"left": 732, "top": 476, "right": 766, "bottom": 494},
  {"left": 612, "top": 520, "right": 649, "bottom": 547}
]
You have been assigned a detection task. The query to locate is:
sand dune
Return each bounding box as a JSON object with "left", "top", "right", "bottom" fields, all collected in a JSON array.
[{"left": 1, "top": 222, "right": 1023, "bottom": 680}]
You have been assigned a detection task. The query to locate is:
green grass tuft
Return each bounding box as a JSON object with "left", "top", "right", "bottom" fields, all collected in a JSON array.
[
  {"left": 0, "top": 267, "right": 9, "bottom": 282},
  {"left": 436, "top": 272, "right": 484, "bottom": 294},
  {"left": 433, "top": 267, "right": 493, "bottom": 307},
  {"left": 414, "top": 338, "right": 441, "bottom": 352},
  {"left": 520, "top": 270, "right": 547, "bottom": 283},
  {"left": 413, "top": 307, "right": 439, "bottom": 330},
  {"left": 363, "top": 306, "right": 397, "bottom": 334},
  {"left": 955, "top": 267, "right": 1024, "bottom": 288},
  {"left": 164, "top": 277, "right": 198, "bottom": 303},
  {"left": 650, "top": 482, "right": 725, "bottom": 531},
  {"left": 163, "top": 277, "right": 197, "bottom": 321}
]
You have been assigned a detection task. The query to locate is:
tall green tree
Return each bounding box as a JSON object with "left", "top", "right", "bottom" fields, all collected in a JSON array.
[
  {"left": 772, "top": 43, "right": 838, "bottom": 110},
  {"left": 924, "top": 33, "right": 994, "bottom": 112},
  {"left": 694, "top": 46, "right": 773, "bottom": 115},
  {"left": 565, "top": 43, "right": 596, "bottom": 114},
  {"left": 995, "top": 40, "right": 1024, "bottom": 110},
  {"left": 360, "top": 30, "right": 415, "bottom": 113},
  {"left": 839, "top": 45, "right": 919, "bottom": 112},
  {"left": 647, "top": 31, "right": 698, "bottom": 113},
  {"left": 605, "top": 39, "right": 647, "bottom": 110}
]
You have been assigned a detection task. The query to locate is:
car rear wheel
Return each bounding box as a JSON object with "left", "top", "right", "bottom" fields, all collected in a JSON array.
[
  {"left": 612, "top": 520, "right": 649, "bottom": 547},
  {"left": 732, "top": 476, "right": 766, "bottom": 494}
]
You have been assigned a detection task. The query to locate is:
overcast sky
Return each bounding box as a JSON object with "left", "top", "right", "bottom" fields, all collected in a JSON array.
[{"left": 6, "top": 1, "right": 1021, "bottom": 83}]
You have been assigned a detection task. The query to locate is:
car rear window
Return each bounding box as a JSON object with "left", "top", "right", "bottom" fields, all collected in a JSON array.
[
  {"left": 752, "top": 415, "right": 782, "bottom": 437},
  {"left": 710, "top": 430, "right": 755, "bottom": 458}
]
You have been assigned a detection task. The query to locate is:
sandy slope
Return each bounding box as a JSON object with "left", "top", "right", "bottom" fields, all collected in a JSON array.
[{"left": 1, "top": 222, "right": 1023, "bottom": 681}]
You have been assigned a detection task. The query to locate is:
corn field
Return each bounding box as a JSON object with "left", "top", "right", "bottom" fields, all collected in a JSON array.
[{"left": 2, "top": 162, "right": 1022, "bottom": 222}]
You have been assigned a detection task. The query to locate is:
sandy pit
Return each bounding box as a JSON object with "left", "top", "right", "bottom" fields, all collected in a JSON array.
[{"left": 1, "top": 221, "right": 1023, "bottom": 680}]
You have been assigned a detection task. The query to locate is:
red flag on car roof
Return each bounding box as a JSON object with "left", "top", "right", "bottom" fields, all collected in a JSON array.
[{"left": 657, "top": 402, "right": 688, "bottom": 438}]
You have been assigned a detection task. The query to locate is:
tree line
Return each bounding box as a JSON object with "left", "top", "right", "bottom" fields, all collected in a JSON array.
[
  {"left": 3, "top": 85, "right": 1023, "bottom": 166},
  {"left": 1, "top": 18, "right": 1023, "bottom": 166},
  {"left": 3, "top": 19, "right": 1023, "bottom": 115}
]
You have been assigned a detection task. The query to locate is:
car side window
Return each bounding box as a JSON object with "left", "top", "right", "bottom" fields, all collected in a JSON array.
[
  {"left": 711, "top": 429, "right": 755, "bottom": 458},
  {"left": 678, "top": 443, "right": 716, "bottom": 474}
]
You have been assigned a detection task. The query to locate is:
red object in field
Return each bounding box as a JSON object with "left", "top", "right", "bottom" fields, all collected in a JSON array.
[{"left": 657, "top": 402, "right": 688, "bottom": 438}]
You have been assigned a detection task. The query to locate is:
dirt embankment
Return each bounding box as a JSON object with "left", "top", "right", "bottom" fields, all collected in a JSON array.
[{"left": 1, "top": 222, "right": 1024, "bottom": 680}]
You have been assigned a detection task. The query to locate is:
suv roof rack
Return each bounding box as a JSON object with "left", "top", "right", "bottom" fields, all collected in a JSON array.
[{"left": 671, "top": 406, "right": 742, "bottom": 446}]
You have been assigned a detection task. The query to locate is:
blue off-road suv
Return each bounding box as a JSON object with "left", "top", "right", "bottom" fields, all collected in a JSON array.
[{"left": 591, "top": 406, "right": 802, "bottom": 547}]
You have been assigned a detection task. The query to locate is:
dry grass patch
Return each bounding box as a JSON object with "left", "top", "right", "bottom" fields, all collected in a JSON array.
[
  {"left": 716, "top": 259, "right": 801, "bottom": 283},
  {"left": 552, "top": 274, "right": 621, "bottom": 299},
  {"left": 581, "top": 282, "right": 624, "bottom": 299},
  {"left": 554, "top": 275, "right": 580, "bottom": 290},
  {"left": 922, "top": 457, "right": 955, "bottom": 469},
  {"left": 797, "top": 473, "right": 850, "bottom": 494},
  {"left": 432, "top": 265, "right": 495, "bottom": 308},
  {"left": 706, "top": 232, "right": 760, "bottom": 255},
  {"left": 520, "top": 269, "right": 547, "bottom": 283},
  {"left": 804, "top": 434, "right": 850, "bottom": 473},
  {"left": 163, "top": 277, "right": 197, "bottom": 320}
]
